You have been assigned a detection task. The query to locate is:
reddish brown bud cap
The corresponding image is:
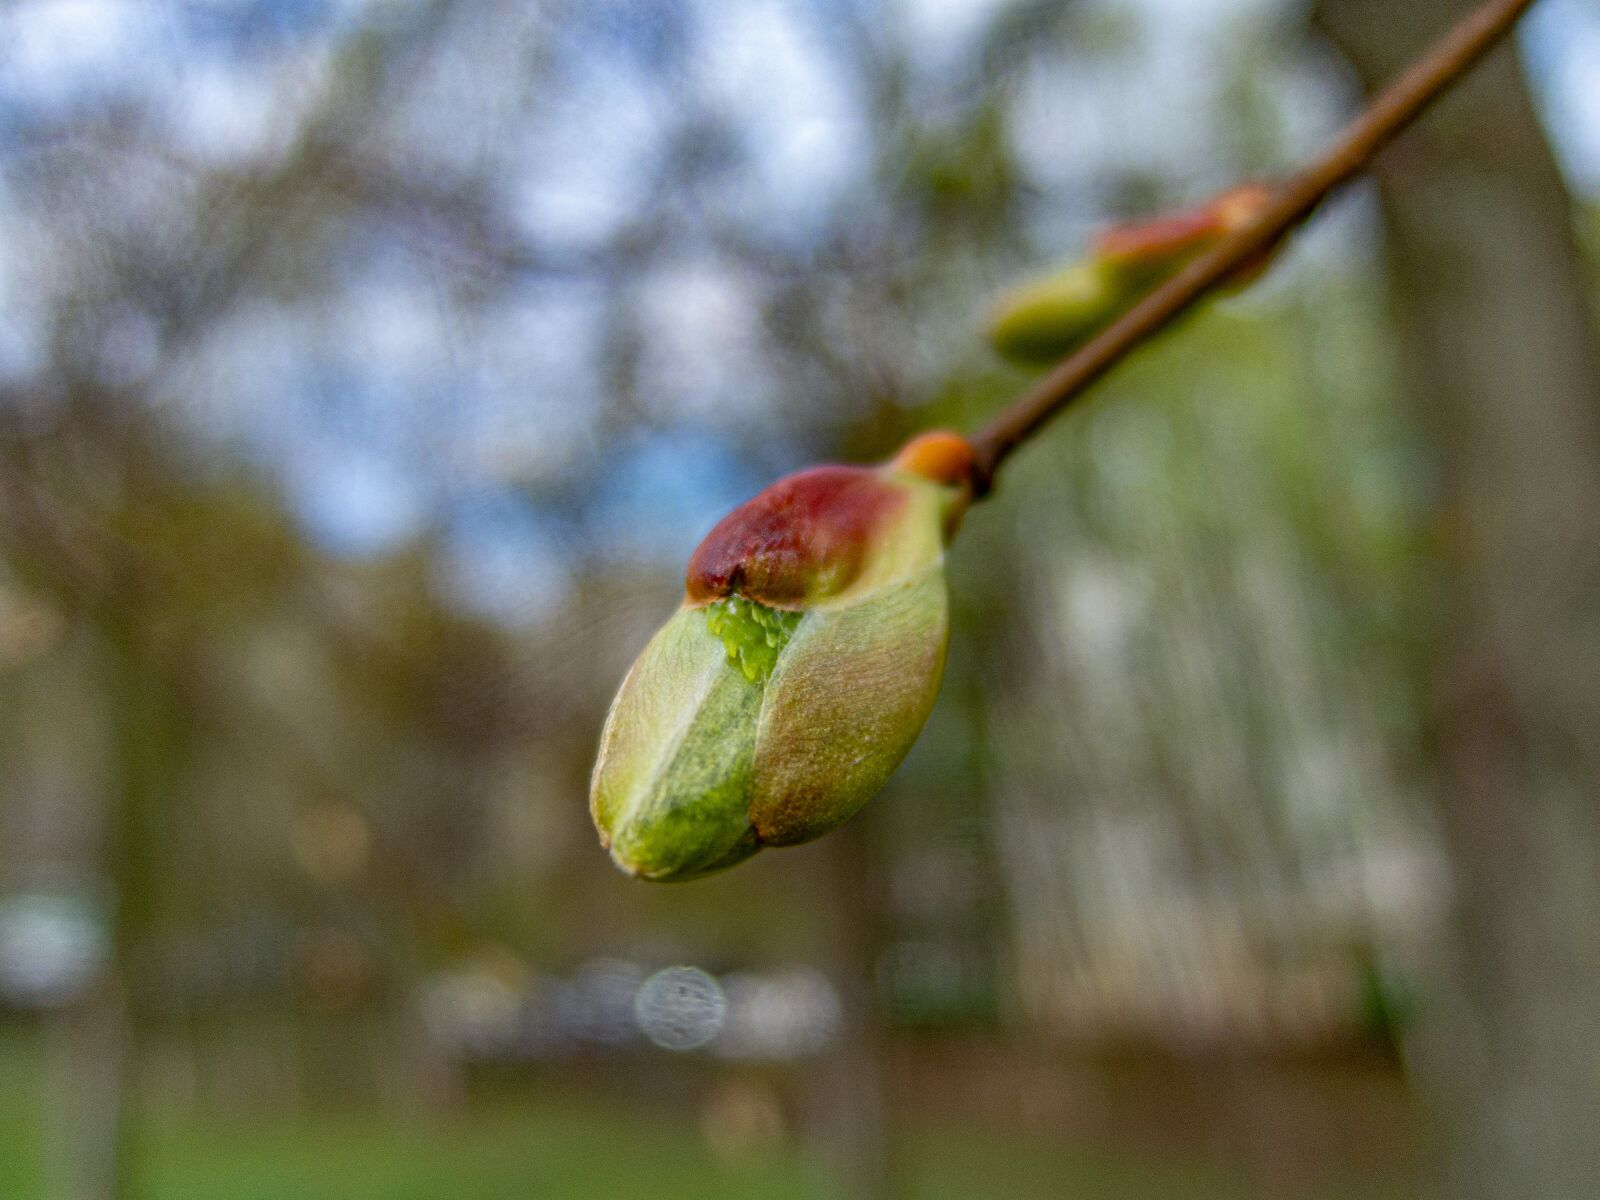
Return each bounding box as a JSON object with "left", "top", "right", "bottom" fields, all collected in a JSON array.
[{"left": 685, "top": 466, "right": 908, "bottom": 608}]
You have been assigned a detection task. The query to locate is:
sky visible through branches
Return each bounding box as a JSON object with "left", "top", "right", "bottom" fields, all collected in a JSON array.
[{"left": 0, "top": 0, "right": 1593, "bottom": 626}]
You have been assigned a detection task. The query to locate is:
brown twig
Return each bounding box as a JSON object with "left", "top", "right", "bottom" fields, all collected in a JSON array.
[{"left": 966, "top": 0, "right": 1541, "bottom": 494}]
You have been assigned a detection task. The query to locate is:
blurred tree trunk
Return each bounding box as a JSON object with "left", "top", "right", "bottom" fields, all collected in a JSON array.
[
  {"left": 817, "top": 816, "right": 900, "bottom": 1200},
  {"left": 1314, "top": 4, "right": 1600, "bottom": 1198},
  {"left": 102, "top": 614, "right": 186, "bottom": 1200},
  {"left": 43, "top": 986, "right": 128, "bottom": 1200}
]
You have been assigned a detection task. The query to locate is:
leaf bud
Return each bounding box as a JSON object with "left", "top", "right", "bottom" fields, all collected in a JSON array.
[{"left": 590, "top": 433, "right": 974, "bottom": 880}]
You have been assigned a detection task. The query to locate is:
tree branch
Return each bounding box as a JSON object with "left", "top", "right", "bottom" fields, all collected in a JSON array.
[{"left": 966, "top": 0, "right": 1542, "bottom": 494}]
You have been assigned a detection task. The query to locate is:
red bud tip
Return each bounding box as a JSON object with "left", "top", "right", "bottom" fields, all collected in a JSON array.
[
  {"left": 685, "top": 466, "right": 907, "bottom": 608},
  {"left": 1094, "top": 208, "right": 1222, "bottom": 271},
  {"left": 1093, "top": 183, "right": 1274, "bottom": 274}
]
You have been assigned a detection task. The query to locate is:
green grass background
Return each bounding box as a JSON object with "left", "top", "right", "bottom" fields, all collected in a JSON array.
[{"left": 0, "top": 1029, "right": 1405, "bottom": 1200}]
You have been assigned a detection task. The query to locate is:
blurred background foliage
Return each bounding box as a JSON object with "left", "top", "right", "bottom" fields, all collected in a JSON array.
[{"left": 0, "top": 1, "right": 1597, "bottom": 1198}]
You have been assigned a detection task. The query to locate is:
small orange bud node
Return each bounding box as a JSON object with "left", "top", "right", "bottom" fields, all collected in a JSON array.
[
  {"left": 890, "top": 431, "right": 977, "bottom": 489},
  {"left": 1212, "top": 183, "right": 1274, "bottom": 232}
]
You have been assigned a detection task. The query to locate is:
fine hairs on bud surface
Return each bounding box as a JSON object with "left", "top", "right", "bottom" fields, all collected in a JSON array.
[{"left": 589, "top": 0, "right": 1540, "bottom": 881}]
